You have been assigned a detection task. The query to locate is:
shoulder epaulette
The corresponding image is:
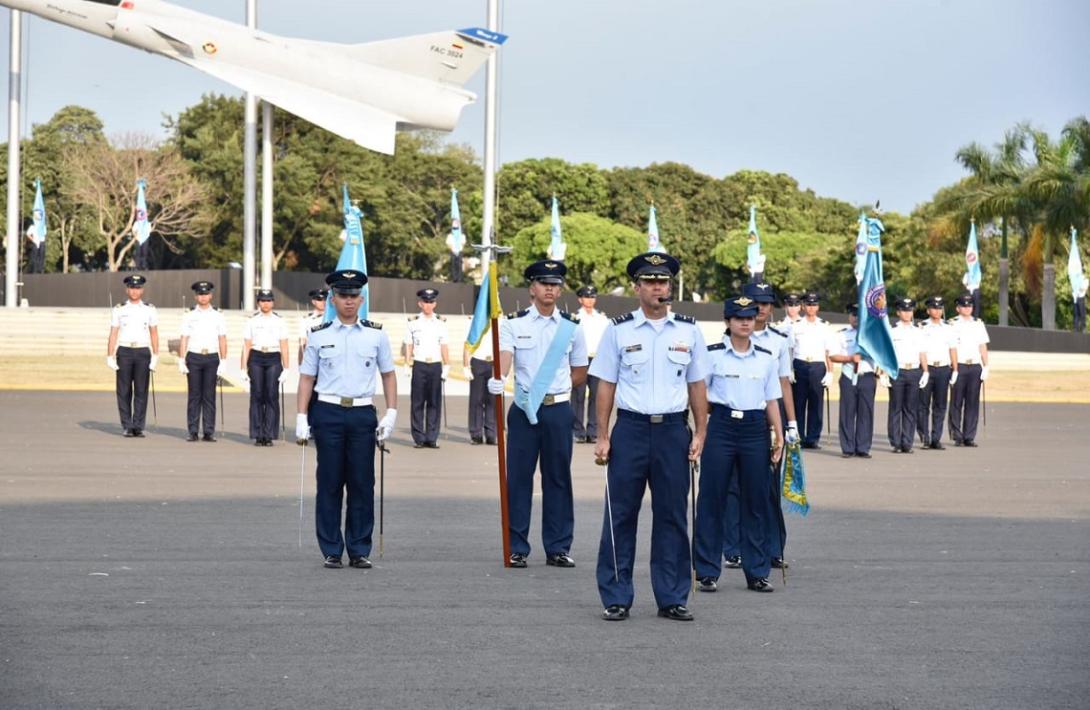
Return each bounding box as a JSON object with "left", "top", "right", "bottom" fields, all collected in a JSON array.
[
  {"left": 272, "top": 311, "right": 281, "bottom": 318},
  {"left": 673, "top": 313, "right": 696, "bottom": 324},
  {"left": 817, "top": 317, "right": 827, "bottom": 323},
  {"left": 438, "top": 315, "right": 447, "bottom": 322},
  {"left": 361, "top": 319, "right": 382, "bottom": 330},
  {"left": 947, "top": 317, "right": 958, "bottom": 324},
  {"left": 610, "top": 313, "right": 635, "bottom": 326},
  {"left": 191, "top": 305, "right": 199, "bottom": 311},
  {"left": 507, "top": 309, "right": 529, "bottom": 320},
  {"left": 409, "top": 314, "right": 419, "bottom": 321},
  {"left": 114, "top": 303, "right": 122, "bottom": 308},
  {"left": 310, "top": 321, "right": 332, "bottom": 333},
  {"left": 708, "top": 342, "right": 726, "bottom": 351},
  {"left": 768, "top": 325, "right": 788, "bottom": 338},
  {"left": 560, "top": 311, "right": 579, "bottom": 323},
  {"left": 145, "top": 302, "right": 154, "bottom": 308},
  {"left": 754, "top": 344, "right": 772, "bottom": 355}
]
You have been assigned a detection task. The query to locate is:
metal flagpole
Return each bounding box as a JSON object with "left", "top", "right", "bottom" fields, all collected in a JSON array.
[
  {"left": 378, "top": 440, "right": 388, "bottom": 557},
  {"left": 242, "top": 0, "right": 258, "bottom": 312},
  {"left": 261, "top": 100, "right": 273, "bottom": 289},
  {"left": 297, "top": 441, "right": 306, "bottom": 547},
  {"left": 596, "top": 455, "right": 619, "bottom": 582},
  {"left": 5, "top": 10, "right": 22, "bottom": 308},
  {"left": 150, "top": 372, "right": 158, "bottom": 428},
  {"left": 689, "top": 460, "right": 699, "bottom": 593}
]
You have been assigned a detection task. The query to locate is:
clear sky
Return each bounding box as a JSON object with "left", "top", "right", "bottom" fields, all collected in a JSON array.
[{"left": 2, "top": 0, "right": 1088, "bottom": 214}]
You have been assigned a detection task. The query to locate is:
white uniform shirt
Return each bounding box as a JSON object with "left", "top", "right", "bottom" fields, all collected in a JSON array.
[
  {"left": 919, "top": 319, "right": 958, "bottom": 366},
  {"left": 299, "top": 311, "right": 324, "bottom": 342},
  {"left": 403, "top": 314, "right": 449, "bottom": 363},
  {"left": 578, "top": 308, "right": 610, "bottom": 358},
  {"left": 181, "top": 305, "right": 227, "bottom": 354},
  {"left": 705, "top": 340, "right": 781, "bottom": 410},
  {"left": 890, "top": 321, "right": 926, "bottom": 370},
  {"left": 751, "top": 325, "right": 792, "bottom": 379},
  {"left": 499, "top": 307, "right": 589, "bottom": 396},
  {"left": 469, "top": 331, "right": 496, "bottom": 362},
  {"left": 244, "top": 312, "right": 288, "bottom": 352},
  {"left": 301, "top": 319, "right": 394, "bottom": 398},
  {"left": 792, "top": 317, "right": 837, "bottom": 362},
  {"left": 950, "top": 316, "right": 989, "bottom": 364},
  {"left": 110, "top": 301, "right": 158, "bottom": 348},
  {"left": 838, "top": 326, "right": 875, "bottom": 377}
]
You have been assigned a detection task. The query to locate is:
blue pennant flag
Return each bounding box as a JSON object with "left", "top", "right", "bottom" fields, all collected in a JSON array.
[
  {"left": 1069, "top": 227, "right": 1085, "bottom": 300},
  {"left": 326, "top": 184, "right": 370, "bottom": 322},
  {"left": 964, "top": 220, "right": 982, "bottom": 291},
  {"left": 547, "top": 195, "right": 566, "bottom": 261},
  {"left": 853, "top": 211, "right": 867, "bottom": 284},
  {"left": 780, "top": 444, "right": 810, "bottom": 516},
  {"left": 746, "top": 205, "right": 764, "bottom": 276},
  {"left": 134, "top": 179, "right": 150, "bottom": 245},
  {"left": 856, "top": 217, "right": 899, "bottom": 379},
  {"left": 448, "top": 188, "right": 464, "bottom": 255},
  {"left": 466, "top": 261, "right": 502, "bottom": 353},
  {"left": 31, "top": 178, "right": 47, "bottom": 246},
  {"left": 647, "top": 204, "right": 666, "bottom": 253}
]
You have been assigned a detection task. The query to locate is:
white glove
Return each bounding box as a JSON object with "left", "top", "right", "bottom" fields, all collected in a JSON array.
[
  {"left": 377, "top": 408, "right": 397, "bottom": 441},
  {"left": 879, "top": 373, "right": 891, "bottom": 388},
  {"left": 980, "top": 366, "right": 989, "bottom": 382},
  {"left": 785, "top": 421, "right": 800, "bottom": 445},
  {"left": 820, "top": 372, "right": 832, "bottom": 388},
  {"left": 149, "top": 355, "right": 159, "bottom": 372},
  {"left": 487, "top": 377, "right": 505, "bottom": 395},
  {"left": 788, "top": 370, "right": 796, "bottom": 384},
  {"left": 239, "top": 370, "right": 250, "bottom": 383},
  {"left": 178, "top": 359, "right": 189, "bottom": 375},
  {"left": 918, "top": 371, "right": 930, "bottom": 389},
  {"left": 278, "top": 369, "right": 289, "bottom": 384},
  {"left": 216, "top": 361, "right": 226, "bottom": 377},
  {"left": 462, "top": 365, "right": 472, "bottom": 380},
  {"left": 295, "top": 413, "right": 310, "bottom": 442},
  {"left": 442, "top": 364, "right": 449, "bottom": 381},
  {"left": 950, "top": 370, "right": 959, "bottom": 386},
  {"left": 106, "top": 356, "right": 119, "bottom": 371}
]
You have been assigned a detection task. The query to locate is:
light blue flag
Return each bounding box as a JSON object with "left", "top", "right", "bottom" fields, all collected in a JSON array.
[
  {"left": 746, "top": 205, "right": 764, "bottom": 275},
  {"left": 547, "top": 195, "right": 566, "bottom": 261},
  {"left": 31, "top": 178, "right": 47, "bottom": 246},
  {"left": 449, "top": 188, "right": 464, "bottom": 254},
  {"left": 856, "top": 217, "right": 899, "bottom": 379},
  {"left": 325, "top": 184, "right": 370, "bottom": 322},
  {"left": 1069, "top": 227, "right": 1085, "bottom": 299},
  {"left": 647, "top": 204, "right": 666, "bottom": 253},
  {"left": 466, "top": 261, "right": 502, "bottom": 353},
  {"left": 964, "top": 220, "right": 982, "bottom": 291},
  {"left": 134, "top": 179, "right": 150, "bottom": 245},
  {"left": 853, "top": 211, "right": 867, "bottom": 284}
]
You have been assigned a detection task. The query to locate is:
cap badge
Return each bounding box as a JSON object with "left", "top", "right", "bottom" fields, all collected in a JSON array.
[
  {"left": 343, "top": 272, "right": 356, "bottom": 279},
  {"left": 644, "top": 254, "right": 667, "bottom": 266},
  {"left": 544, "top": 262, "right": 558, "bottom": 269},
  {"left": 735, "top": 297, "right": 754, "bottom": 307}
]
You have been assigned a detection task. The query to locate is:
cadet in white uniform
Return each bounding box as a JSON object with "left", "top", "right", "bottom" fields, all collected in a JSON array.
[
  {"left": 106, "top": 274, "right": 159, "bottom": 437},
  {"left": 464, "top": 329, "right": 497, "bottom": 445},
  {"left": 830, "top": 303, "right": 877, "bottom": 458},
  {"left": 917, "top": 296, "right": 959, "bottom": 449},
  {"left": 791, "top": 291, "right": 837, "bottom": 448},
  {"left": 572, "top": 285, "right": 610, "bottom": 443},
  {"left": 404, "top": 288, "right": 450, "bottom": 448},
  {"left": 298, "top": 288, "right": 328, "bottom": 365},
  {"left": 887, "top": 298, "right": 929, "bottom": 453},
  {"left": 179, "top": 280, "right": 228, "bottom": 442},
  {"left": 948, "top": 292, "right": 990, "bottom": 447},
  {"left": 242, "top": 289, "right": 290, "bottom": 446}
]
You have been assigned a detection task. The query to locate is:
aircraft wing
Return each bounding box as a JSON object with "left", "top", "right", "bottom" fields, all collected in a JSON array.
[{"left": 179, "top": 56, "right": 399, "bottom": 155}]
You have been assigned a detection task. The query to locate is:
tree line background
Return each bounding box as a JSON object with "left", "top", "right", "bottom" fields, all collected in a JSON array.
[{"left": 1, "top": 98, "right": 1087, "bottom": 329}]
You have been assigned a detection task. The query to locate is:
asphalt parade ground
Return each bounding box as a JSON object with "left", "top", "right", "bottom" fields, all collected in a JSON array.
[{"left": 1, "top": 391, "right": 1088, "bottom": 709}]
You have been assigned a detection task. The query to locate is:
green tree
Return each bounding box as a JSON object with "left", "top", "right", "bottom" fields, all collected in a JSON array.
[{"left": 496, "top": 158, "right": 610, "bottom": 240}]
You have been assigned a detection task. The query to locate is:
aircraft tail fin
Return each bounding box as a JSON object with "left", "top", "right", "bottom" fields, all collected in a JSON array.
[{"left": 344, "top": 27, "right": 507, "bottom": 87}]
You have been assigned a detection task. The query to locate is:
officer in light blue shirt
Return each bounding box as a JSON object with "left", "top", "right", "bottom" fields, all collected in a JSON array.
[
  {"left": 295, "top": 269, "right": 398, "bottom": 570},
  {"left": 693, "top": 295, "right": 784, "bottom": 595},
  {"left": 590, "top": 252, "right": 709, "bottom": 622},
  {"left": 488, "top": 259, "right": 588, "bottom": 569}
]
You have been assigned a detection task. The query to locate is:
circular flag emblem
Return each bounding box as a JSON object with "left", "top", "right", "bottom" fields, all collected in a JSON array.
[
  {"left": 865, "top": 282, "right": 887, "bottom": 317},
  {"left": 202, "top": 42, "right": 218, "bottom": 55},
  {"left": 855, "top": 242, "right": 867, "bottom": 256},
  {"left": 966, "top": 251, "right": 978, "bottom": 264},
  {"left": 136, "top": 208, "right": 147, "bottom": 221}
]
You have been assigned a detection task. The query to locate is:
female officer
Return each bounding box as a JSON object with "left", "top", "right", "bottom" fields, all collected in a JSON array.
[{"left": 692, "top": 295, "right": 784, "bottom": 593}]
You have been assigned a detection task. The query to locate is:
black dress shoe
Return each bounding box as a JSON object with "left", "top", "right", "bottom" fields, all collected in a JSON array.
[
  {"left": 254, "top": 439, "right": 265, "bottom": 447},
  {"left": 602, "top": 604, "right": 629, "bottom": 621},
  {"left": 964, "top": 440, "right": 978, "bottom": 447},
  {"left": 771, "top": 557, "right": 789, "bottom": 569},
  {"left": 920, "top": 442, "right": 931, "bottom": 449},
  {"left": 840, "top": 452, "right": 854, "bottom": 458},
  {"left": 723, "top": 555, "right": 742, "bottom": 569},
  {"left": 747, "top": 578, "right": 774, "bottom": 593},
  {"left": 202, "top": 434, "right": 216, "bottom": 442},
  {"left": 856, "top": 452, "right": 872, "bottom": 458},
  {"left": 132, "top": 429, "right": 145, "bottom": 438},
  {"left": 657, "top": 604, "right": 694, "bottom": 621},
  {"left": 954, "top": 440, "right": 964, "bottom": 447},
  {"left": 425, "top": 442, "right": 440, "bottom": 449},
  {"left": 123, "top": 429, "right": 135, "bottom": 438},
  {"left": 470, "top": 437, "right": 483, "bottom": 445},
  {"left": 892, "top": 447, "right": 903, "bottom": 453},
  {"left": 486, "top": 438, "right": 497, "bottom": 445},
  {"left": 546, "top": 552, "right": 575, "bottom": 568},
  {"left": 413, "top": 442, "right": 424, "bottom": 448},
  {"left": 323, "top": 556, "right": 343, "bottom": 569},
  {"left": 509, "top": 553, "right": 528, "bottom": 568},
  {"left": 265, "top": 439, "right": 275, "bottom": 447},
  {"left": 348, "top": 556, "right": 372, "bottom": 569},
  {"left": 903, "top": 447, "right": 914, "bottom": 454},
  {"left": 930, "top": 442, "right": 945, "bottom": 450},
  {"left": 186, "top": 433, "right": 199, "bottom": 442},
  {"left": 697, "top": 577, "right": 718, "bottom": 592}
]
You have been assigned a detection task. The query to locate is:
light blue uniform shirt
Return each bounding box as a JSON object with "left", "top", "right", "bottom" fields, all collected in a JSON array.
[
  {"left": 498, "top": 306, "right": 589, "bottom": 395},
  {"left": 589, "top": 309, "right": 709, "bottom": 415},
  {"left": 705, "top": 340, "right": 781, "bottom": 410},
  {"left": 752, "top": 325, "right": 792, "bottom": 379},
  {"left": 300, "top": 318, "right": 394, "bottom": 398}
]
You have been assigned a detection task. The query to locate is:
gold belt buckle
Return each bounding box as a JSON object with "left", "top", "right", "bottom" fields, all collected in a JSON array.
[
  {"left": 425, "top": 357, "right": 434, "bottom": 363},
  {"left": 339, "top": 397, "right": 353, "bottom": 407},
  {"left": 201, "top": 349, "right": 209, "bottom": 355},
  {"left": 649, "top": 414, "right": 664, "bottom": 424},
  {"left": 484, "top": 356, "right": 493, "bottom": 362},
  {"left": 543, "top": 394, "right": 555, "bottom": 406}
]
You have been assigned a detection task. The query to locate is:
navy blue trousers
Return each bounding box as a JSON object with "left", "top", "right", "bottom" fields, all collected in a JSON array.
[
  {"left": 247, "top": 351, "right": 282, "bottom": 440},
  {"left": 695, "top": 407, "right": 773, "bottom": 583},
  {"left": 311, "top": 402, "right": 377, "bottom": 559},
  {"left": 888, "top": 368, "right": 921, "bottom": 450},
  {"left": 949, "top": 363, "right": 982, "bottom": 444},
  {"left": 410, "top": 361, "right": 442, "bottom": 445},
  {"left": 723, "top": 406, "right": 786, "bottom": 561},
  {"left": 185, "top": 352, "right": 219, "bottom": 436},
  {"left": 597, "top": 410, "right": 691, "bottom": 610},
  {"left": 917, "top": 365, "right": 951, "bottom": 445},
  {"left": 115, "top": 345, "right": 150, "bottom": 430},
  {"left": 792, "top": 359, "right": 826, "bottom": 445},
  {"left": 506, "top": 402, "right": 575, "bottom": 557},
  {"left": 839, "top": 372, "right": 876, "bottom": 455}
]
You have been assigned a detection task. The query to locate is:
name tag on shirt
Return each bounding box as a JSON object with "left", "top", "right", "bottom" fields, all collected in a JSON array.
[
  {"left": 623, "top": 344, "right": 642, "bottom": 353},
  {"left": 669, "top": 343, "right": 690, "bottom": 353}
]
